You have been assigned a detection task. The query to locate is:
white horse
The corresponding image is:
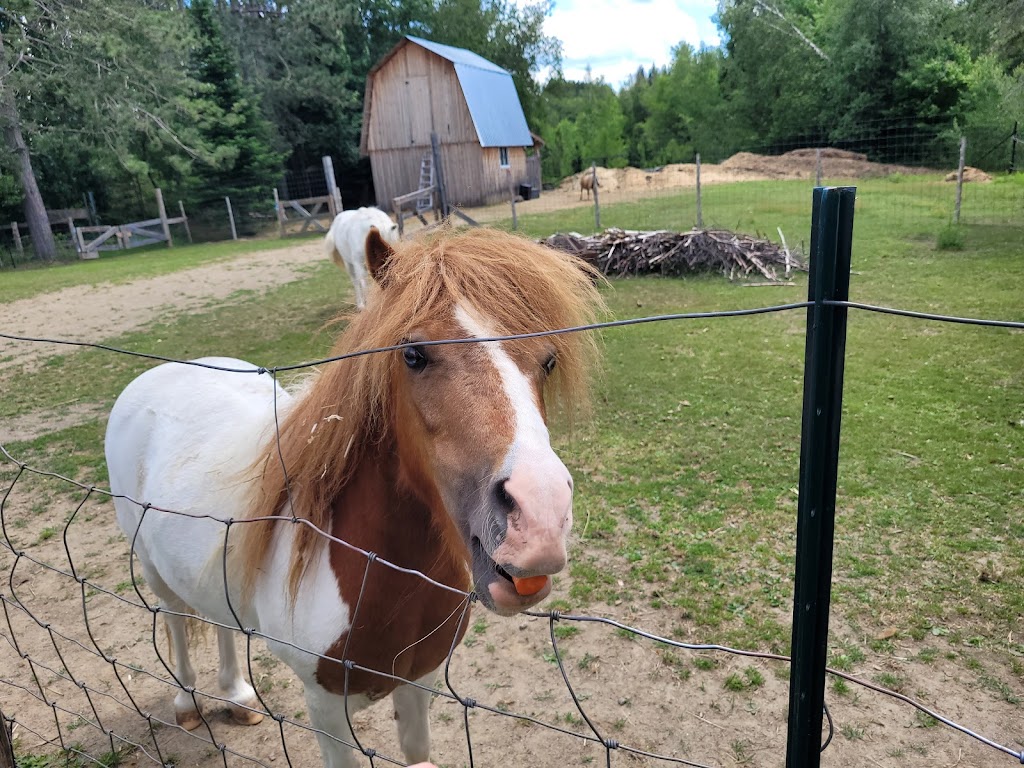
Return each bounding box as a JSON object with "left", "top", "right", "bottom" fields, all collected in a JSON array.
[
  {"left": 324, "top": 207, "right": 399, "bottom": 309},
  {"left": 105, "top": 228, "right": 604, "bottom": 768}
]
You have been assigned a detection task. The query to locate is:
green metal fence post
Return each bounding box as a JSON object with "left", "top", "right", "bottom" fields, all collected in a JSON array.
[{"left": 785, "top": 186, "right": 856, "bottom": 768}]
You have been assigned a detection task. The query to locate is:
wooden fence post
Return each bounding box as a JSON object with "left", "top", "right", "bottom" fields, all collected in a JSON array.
[
  {"left": 695, "top": 153, "right": 703, "bottom": 229},
  {"left": 815, "top": 148, "right": 823, "bottom": 187},
  {"left": 155, "top": 188, "right": 173, "bottom": 248},
  {"left": 273, "top": 188, "right": 284, "bottom": 238},
  {"left": 954, "top": 136, "right": 966, "bottom": 224},
  {"left": 178, "top": 201, "right": 192, "bottom": 243},
  {"left": 508, "top": 168, "right": 518, "bottom": 231},
  {"left": 1009, "top": 120, "right": 1018, "bottom": 174},
  {"left": 0, "top": 705, "right": 15, "bottom": 768},
  {"left": 11, "top": 222, "right": 23, "bottom": 265},
  {"left": 591, "top": 163, "right": 600, "bottom": 230},
  {"left": 322, "top": 155, "right": 342, "bottom": 216},
  {"left": 225, "top": 197, "right": 238, "bottom": 240}
]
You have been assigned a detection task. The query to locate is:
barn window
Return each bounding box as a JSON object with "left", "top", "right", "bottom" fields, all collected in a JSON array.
[{"left": 499, "top": 147, "right": 509, "bottom": 167}]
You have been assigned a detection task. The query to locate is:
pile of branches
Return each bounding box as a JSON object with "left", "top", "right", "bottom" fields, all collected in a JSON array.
[{"left": 543, "top": 228, "right": 805, "bottom": 281}]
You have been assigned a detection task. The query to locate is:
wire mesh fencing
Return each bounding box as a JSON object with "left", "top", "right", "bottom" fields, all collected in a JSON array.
[
  {"left": 470, "top": 118, "right": 1022, "bottom": 241},
  {"left": 1, "top": 286, "right": 1023, "bottom": 768}
]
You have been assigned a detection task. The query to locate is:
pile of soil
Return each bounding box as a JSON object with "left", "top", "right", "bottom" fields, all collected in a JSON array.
[
  {"left": 557, "top": 147, "right": 940, "bottom": 196},
  {"left": 944, "top": 166, "right": 993, "bottom": 183}
]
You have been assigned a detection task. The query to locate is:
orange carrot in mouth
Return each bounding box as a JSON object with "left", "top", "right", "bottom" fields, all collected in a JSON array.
[{"left": 511, "top": 575, "right": 548, "bottom": 596}]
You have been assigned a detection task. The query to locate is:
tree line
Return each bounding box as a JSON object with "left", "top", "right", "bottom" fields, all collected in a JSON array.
[
  {"left": 537, "top": 0, "right": 1023, "bottom": 180},
  {"left": 1, "top": 0, "right": 1021, "bottom": 260}
]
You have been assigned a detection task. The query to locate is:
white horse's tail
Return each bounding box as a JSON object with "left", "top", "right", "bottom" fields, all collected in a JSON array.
[{"left": 324, "top": 222, "right": 342, "bottom": 267}]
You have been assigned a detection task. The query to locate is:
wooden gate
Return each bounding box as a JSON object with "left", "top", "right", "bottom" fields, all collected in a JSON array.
[
  {"left": 73, "top": 189, "right": 189, "bottom": 259},
  {"left": 273, "top": 192, "right": 338, "bottom": 237}
]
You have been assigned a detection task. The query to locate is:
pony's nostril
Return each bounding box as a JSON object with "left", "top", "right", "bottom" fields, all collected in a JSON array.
[{"left": 494, "top": 480, "right": 516, "bottom": 513}]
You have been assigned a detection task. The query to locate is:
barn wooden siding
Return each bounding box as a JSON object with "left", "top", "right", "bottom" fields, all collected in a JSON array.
[{"left": 365, "top": 42, "right": 534, "bottom": 209}]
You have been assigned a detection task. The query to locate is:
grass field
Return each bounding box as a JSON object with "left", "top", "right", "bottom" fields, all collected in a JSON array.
[{"left": 1, "top": 177, "right": 1022, "bottom": 764}]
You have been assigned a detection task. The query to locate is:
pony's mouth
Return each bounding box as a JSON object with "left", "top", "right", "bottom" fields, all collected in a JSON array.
[{"left": 470, "top": 537, "right": 552, "bottom": 616}]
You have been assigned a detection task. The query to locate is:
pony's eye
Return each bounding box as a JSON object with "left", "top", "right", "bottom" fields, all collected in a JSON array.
[
  {"left": 543, "top": 354, "right": 557, "bottom": 376},
  {"left": 403, "top": 345, "right": 428, "bottom": 371}
]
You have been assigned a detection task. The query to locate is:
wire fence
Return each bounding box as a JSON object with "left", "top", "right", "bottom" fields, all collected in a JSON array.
[
  {"left": 3, "top": 118, "right": 1021, "bottom": 270},
  {"left": 475, "top": 119, "right": 1023, "bottom": 239},
  {"left": 1, "top": 277, "right": 1023, "bottom": 768}
]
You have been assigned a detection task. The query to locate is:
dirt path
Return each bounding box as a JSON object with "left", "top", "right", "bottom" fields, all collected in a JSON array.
[{"left": 0, "top": 240, "right": 327, "bottom": 374}]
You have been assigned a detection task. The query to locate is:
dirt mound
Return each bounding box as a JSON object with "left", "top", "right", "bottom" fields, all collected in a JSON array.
[
  {"left": 719, "top": 147, "right": 931, "bottom": 180},
  {"left": 554, "top": 147, "right": 940, "bottom": 197},
  {"left": 944, "top": 166, "right": 992, "bottom": 183}
]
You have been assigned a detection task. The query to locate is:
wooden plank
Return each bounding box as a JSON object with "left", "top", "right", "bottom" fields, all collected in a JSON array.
[
  {"left": 273, "top": 188, "right": 284, "bottom": 238},
  {"left": 226, "top": 196, "right": 238, "bottom": 240},
  {"left": 123, "top": 223, "right": 166, "bottom": 240},
  {"left": 178, "top": 200, "right": 192, "bottom": 243},
  {"left": 0, "top": 705, "right": 15, "bottom": 768},
  {"left": 155, "top": 188, "right": 173, "bottom": 248},
  {"left": 45, "top": 207, "right": 88, "bottom": 224},
  {"left": 289, "top": 195, "right": 333, "bottom": 207},
  {"left": 11, "top": 222, "right": 23, "bottom": 262}
]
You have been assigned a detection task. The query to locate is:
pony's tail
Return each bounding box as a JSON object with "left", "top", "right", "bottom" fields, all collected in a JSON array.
[{"left": 324, "top": 223, "right": 342, "bottom": 267}]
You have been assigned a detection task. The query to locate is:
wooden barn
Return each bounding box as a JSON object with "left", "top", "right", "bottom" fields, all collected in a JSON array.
[{"left": 359, "top": 36, "right": 540, "bottom": 210}]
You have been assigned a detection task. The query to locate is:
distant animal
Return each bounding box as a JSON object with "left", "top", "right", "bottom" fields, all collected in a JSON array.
[
  {"left": 105, "top": 227, "right": 604, "bottom": 768},
  {"left": 324, "top": 207, "right": 400, "bottom": 309},
  {"left": 580, "top": 171, "right": 600, "bottom": 200}
]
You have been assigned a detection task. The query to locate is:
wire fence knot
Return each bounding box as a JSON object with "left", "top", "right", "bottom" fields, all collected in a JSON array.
[
  {"left": 550, "top": 610, "right": 562, "bottom": 621},
  {"left": 462, "top": 697, "right": 477, "bottom": 709},
  {"left": 604, "top": 738, "right": 620, "bottom": 750}
]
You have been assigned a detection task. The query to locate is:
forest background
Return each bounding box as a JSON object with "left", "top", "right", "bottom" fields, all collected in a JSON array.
[{"left": 0, "top": 0, "right": 1021, "bottom": 259}]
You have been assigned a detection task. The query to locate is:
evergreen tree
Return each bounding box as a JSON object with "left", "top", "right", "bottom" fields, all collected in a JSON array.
[{"left": 188, "top": 0, "right": 282, "bottom": 205}]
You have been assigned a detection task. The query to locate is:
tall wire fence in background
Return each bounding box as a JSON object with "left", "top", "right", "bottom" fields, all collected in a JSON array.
[
  {"left": 488, "top": 117, "right": 1023, "bottom": 239},
  {"left": 1, "top": 189, "right": 1023, "bottom": 767},
  {"left": 3, "top": 117, "right": 1021, "bottom": 270}
]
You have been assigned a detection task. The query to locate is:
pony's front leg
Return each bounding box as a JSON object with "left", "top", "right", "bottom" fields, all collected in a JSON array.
[
  {"left": 304, "top": 684, "right": 369, "bottom": 768},
  {"left": 216, "top": 626, "right": 265, "bottom": 725},
  {"left": 392, "top": 673, "right": 436, "bottom": 764}
]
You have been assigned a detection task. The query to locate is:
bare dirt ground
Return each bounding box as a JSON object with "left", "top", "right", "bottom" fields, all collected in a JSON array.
[
  {"left": 1, "top": 198, "right": 1020, "bottom": 768},
  {"left": 0, "top": 240, "right": 326, "bottom": 375},
  {"left": 1, "top": 479, "right": 1019, "bottom": 768}
]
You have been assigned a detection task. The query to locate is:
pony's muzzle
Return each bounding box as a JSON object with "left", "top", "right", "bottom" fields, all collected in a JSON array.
[{"left": 491, "top": 464, "right": 573, "bottom": 576}]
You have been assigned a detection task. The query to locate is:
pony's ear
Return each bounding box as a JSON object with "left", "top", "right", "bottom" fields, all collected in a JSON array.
[{"left": 365, "top": 227, "right": 396, "bottom": 285}]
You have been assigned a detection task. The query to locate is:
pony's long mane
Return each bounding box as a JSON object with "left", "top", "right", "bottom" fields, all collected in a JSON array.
[{"left": 237, "top": 228, "right": 606, "bottom": 599}]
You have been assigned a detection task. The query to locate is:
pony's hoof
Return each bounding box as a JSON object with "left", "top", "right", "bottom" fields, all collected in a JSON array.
[
  {"left": 229, "top": 701, "right": 265, "bottom": 726},
  {"left": 175, "top": 708, "right": 204, "bottom": 731}
]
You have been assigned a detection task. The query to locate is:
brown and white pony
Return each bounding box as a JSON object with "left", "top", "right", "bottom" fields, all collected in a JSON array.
[{"left": 105, "top": 228, "right": 604, "bottom": 768}]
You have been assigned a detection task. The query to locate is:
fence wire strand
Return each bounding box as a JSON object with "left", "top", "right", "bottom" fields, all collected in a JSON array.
[{"left": 2, "top": 300, "right": 1023, "bottom": 767}]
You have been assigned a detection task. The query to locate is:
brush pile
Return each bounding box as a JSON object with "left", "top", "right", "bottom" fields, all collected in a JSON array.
[{"left": 543, "top": 228, "right": 804, "bottom": 281}]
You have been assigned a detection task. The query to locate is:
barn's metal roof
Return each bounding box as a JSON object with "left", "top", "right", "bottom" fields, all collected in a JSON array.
[{"left": 406, "top": 36, "right": 533, "bottom": 148}]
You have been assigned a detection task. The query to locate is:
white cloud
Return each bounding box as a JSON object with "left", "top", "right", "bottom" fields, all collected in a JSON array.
[{"left": 532, "top": 0, "right": 720, "bottom": 89}]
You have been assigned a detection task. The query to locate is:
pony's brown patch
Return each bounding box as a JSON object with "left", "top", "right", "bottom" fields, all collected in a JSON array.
[{"left": 237, "top": 227, "right": 605, "bottom": 599}]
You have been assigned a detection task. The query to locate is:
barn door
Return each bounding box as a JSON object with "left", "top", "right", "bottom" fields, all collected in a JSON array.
[{"left": 404, "top": 76, "right": 432, "bottom": 146}]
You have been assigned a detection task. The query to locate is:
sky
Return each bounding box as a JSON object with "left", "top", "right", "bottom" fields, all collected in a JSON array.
[{"left": 529, "top": 0, "right": 722, "bottom": 90}]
